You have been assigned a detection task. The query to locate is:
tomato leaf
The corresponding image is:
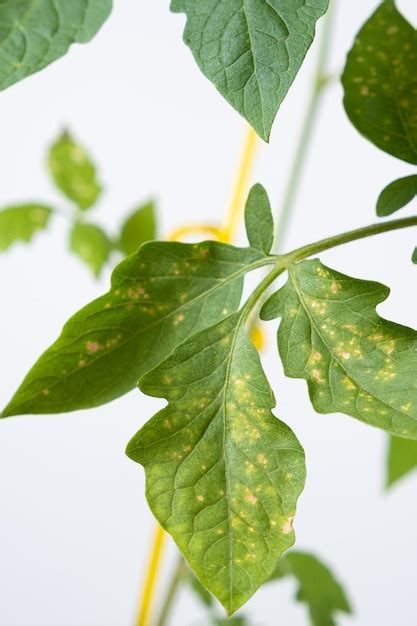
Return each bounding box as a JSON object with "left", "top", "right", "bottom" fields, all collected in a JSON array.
[
  {"left": 171, "top": 0, "right": 328, "bottom": 141},
  {"left": 377, "top": 175, "right": 417, "bottom": 217},
  {"left": 127, "top": 314, "right": 305, "bottom": 614},
  {"left": 245, "top": 184, "right": 274, "bottom": 254},
  {"left": 48, "top": 131, "right": 102, "bottom": 210},
  {"left": 119, "top": 200, "right": 157, "bottom": 256},
  {"left": 2, "top": 242, "right": 266, "bottom": 416},
  {"left": 0, "top": 0, "right": 112, "bottom": 92},
  {"left": 386, "top": 435, "right": 417, "bottom": 488},
  {"left": 342, "top": 0, "right": 417, "bottom": 164},
  {"left": 271, "top": 551, "right": 352, "bottom": 626},
  {"left": 261, "top": 259, "right": 417, "bottom": 439},
  {"left": 69, "top": 222, "right": 112, "bottom": 277},
  {"left": 0, "top": 204, "right": 52, "bottom": 251}
]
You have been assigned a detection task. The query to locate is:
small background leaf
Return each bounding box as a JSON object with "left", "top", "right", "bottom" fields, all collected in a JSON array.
[
  {"left": 0, "top": 204, "right": 52, "bottom": 252},
  {"left": 377, "top": 175, "right": 417, "bottom": 217},
  {"left": 412, "top": 247, "right": 417, "bottom": 264},
  {"left": 48, "top": 131, "right": 102, "bottom": 210},
  {"left": 70, "top": 222, "right": 111, "bottom": 277},
  {"left": 0, "top": 0, "right": 112, "bottom": 92},
  {"left": 342, "top": 0, "right": 417, "bottom": 164},
  {"left": 120, "top": 200, "right": 157, "bottom": 255},
  {"left": 245, "top": 184, "right": 274, "bottom": 254},
  {"left": 386, "top": 435, "right": 417, "bottom": 488}
]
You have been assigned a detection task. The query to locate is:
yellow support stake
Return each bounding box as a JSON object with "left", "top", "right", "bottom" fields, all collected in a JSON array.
[{"left": 135, "top": 525, "right": 166, "bottom": 626}]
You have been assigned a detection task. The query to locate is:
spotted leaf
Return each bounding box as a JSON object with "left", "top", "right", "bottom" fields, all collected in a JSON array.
[
  {"left": 386, "top": 435, "right": 417, "bottom": 488},
  {"left": 127, "top": 314, "right": 305, "bottom": 614},
  {"left": 171, "top": 0, "right": 328, "bottom": 141},
  {"left": 3, "top": 242, "right": 266, "bottom": 416},
  {"left": 0, "top": 204, "right": 52, "bottom": 252},
  {"left": 271, "top": 551, "right": 352, "bottom": 626},
  {"left": 342, "top": 0, "right": 417, "bottom": 164},
  {"left": 0, "top": 0, "right": 111, "bottom": 92},
  {"left": 261, "top": 259, "right": 417, "bottom": 439}
]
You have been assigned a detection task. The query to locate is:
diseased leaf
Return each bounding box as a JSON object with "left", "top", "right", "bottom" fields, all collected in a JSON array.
[
  {"left": 245, "top": 184, "right": 274, "bottom": 254},
  {"left": 261, "top": 259, "right": 417, "bottom": 439},
  {"left": 48, "top": 131, "right": 102, "bottom": 210},
  {"left": 0, "top": 0, "right": 112, "bottom": 92},
  {"left": 0, "top": 204, "right": 52, "bottom": 251},
  {"left": 120, "top": 200, "right": 157, "bottom": 256},
  {"left": 377, "top": 175, "right": 417, "bottom": 216},
  {"left": 69, "top": 222, "right": 111, "bottom": 277},
  {"left": 386, "top": 435, "right": 417, "bottom": 488},
  {"left": 126, "top": 314, "right": 305, "bottom": 615},
  {"left": 3, "top": 242, "right": 266, "bottom": 416},
  {"left": 342, "top": 0, "right": 417, "bottom": 164},
  {"left": 171, "top": 0, "right": 328, "bottom": 141},
  {"left": 271, "top": 551, "right": 352, "bottom": 626}
]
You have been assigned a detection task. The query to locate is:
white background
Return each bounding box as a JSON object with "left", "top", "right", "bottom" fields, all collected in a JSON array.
[{"left": 1, "top": 1, "right": 417, "bottom": 625}]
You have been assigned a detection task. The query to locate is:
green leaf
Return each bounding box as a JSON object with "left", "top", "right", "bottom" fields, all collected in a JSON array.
[
  {"left": 377, "top": 175, "right": 417, "bottom": 216},
  {"left": 126, "top": 314, "right": 305, "bottom": 615},
  {"left": 0, "top": 204, "right": 52, "bottom": 251},
  {"left": 3, "top": 242, "right": 265, "bottom": 416},
  {"left": 261, "top": 258, "right": 417, "bottom": 439},
  {"left": 214, "top": 618, "right": 248, "bottom": 626},
  {"left": 0, "top": 1, "right": 112, "bottom": 92},
  {"left": 119, "top": 200, "right": 157, "bottom": 256},
  {"left": 342, "top": 0, "right": 417, "bottom": 164},
  {"left": 386, "top": 435, "right": 417, "bottom": 488},
  {"left": 69, "top": 222, "right": 111, "bottom": 277},
  {"left": 412, "top": 247, "right": 417, "bottom": 264},
  {"left": 271, "top": 551, "right": 352, "bottom": 626},
  {"left": 245, "top": 184, "right": 274, "bottom": 254},
  {"left": 171, "top": 0, "right": 328, "bottom": 141},
  {"left": 48, "top": 131, "right": 102, "bottom": 210}
]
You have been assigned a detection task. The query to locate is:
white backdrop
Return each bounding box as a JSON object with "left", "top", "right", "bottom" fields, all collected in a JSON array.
[{"left": 1, "top": 1, "right": 417, "bottom": 625}]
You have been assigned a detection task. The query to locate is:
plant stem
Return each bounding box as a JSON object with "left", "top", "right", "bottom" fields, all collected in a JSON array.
[
  {"left": 155, "top": 557, "right": 187, "bottom": 626},
  {"left": 285, "top": 216, "right": 417, "bottom": 263},
  {"left": 274, "top": 0, "right": 336, "bottom": 251}
]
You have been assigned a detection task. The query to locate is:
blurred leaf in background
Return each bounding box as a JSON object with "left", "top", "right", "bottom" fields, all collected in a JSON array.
[
  {"left": 386, "top": 436, "right": 417, "bottom": 488},
  {"left": 0, "top": 204, "right": 53, "bottom": 251},
  {"left": 120, "top": 200, "right": 157, "bottom": 255},
  {"left": 70, "top": 222, "right": 112, "bottom": 276}
]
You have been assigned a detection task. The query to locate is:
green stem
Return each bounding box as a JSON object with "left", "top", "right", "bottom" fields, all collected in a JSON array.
[
  {"left": 274, "top": 0, "right": 336, "bottom": 252},
  {"left": 285, "top": 216, "right": 417, "bottom": 264},
  {"left": 155, "top": 557, "right": 187, "bottom": 626}
]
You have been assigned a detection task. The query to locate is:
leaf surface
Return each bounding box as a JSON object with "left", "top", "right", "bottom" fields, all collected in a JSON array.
[
  {"left": 342, "top": 0, "right": 417, "bottom": 164},
  {"left": 70, "top": 222, "right": 111, "bottom": 277},
  {"left": 3, "top": 242, "right": 265, "bottom": 416},
  {"left": 0, "top": 0, "right": 111, "bottom": 91},
  {"left": 127, "top": 314, "right": 305, "bottom": 614},
  {"left": 0, "top": 204, "right": 52, "bottom": 251},
  {"left": 377, "top": 175, "right": 417, "bottom": 216},
  {"left": 386, "top": 435, "right": 417, "bottom": 488},
  {"left": 48, "top": 131, "right": 102, "bottom": 210},
  {"left": 261, "top": 259, "right": 417, "bottom": 439},
  {"left": 120, "top": 200, "right": 157, "bottom": 256},
  {"left": 171, "top": 0, "right": 328, "bottom": 141},
  {"left": 245, "top": 184, "right": 274, "bottom": 254},
  {"left": 271, "top": 551, "right": 352, "bottom": 626}
]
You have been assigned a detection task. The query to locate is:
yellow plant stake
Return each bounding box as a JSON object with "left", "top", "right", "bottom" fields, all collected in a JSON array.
[{"left": 134, "top": 124, "right": 259, "bottom": 626}]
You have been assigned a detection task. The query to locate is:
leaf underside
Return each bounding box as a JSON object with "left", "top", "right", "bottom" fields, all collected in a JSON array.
[
  {"left": 127, "top": 314, "right": 305, "bottom": 614},
  {"left": 386, "top": 435, "right": 417, "bottom": 488},
  {"left": 261, "top": 259, "right": 417, "bottom": 439},
  {"left": 2, "top": 241, "right": 265, "bottom": 416},
  {"left": 342, "top": 0, "right": 417, "bottom": 164},
  {"left": 0, "top": 0, "right": 112, "bottom": 92},
  {"left": 0, "top": 204, "right": 52, "bottom": 252},
  {"left": 171, "top": 0, "right": 329, "bottom": 141}
]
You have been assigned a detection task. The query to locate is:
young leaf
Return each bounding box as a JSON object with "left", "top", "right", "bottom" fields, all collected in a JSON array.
[
  {"left": 171, "top": 0, "right": 329, "bottom": 141},
  {"left": 0, "top": 1, "right": 112, "bottom": 92},
  {"left": 245, "top": 184, "right": 274, "bottom": 254},
  {"left": 342, "top": 0, "right": 417, "bottom": 164},
  {"left": 271, "top": 551, "right": 352, "bottom": 626},
  {"left": 126, "top": 314, "right": 306, "bottom": 615},
  {"left": 3, "top": 242, "right": 266, "bottom": 416},
  {"left": 48, "top": 131, "right": 102, "bottom": 210},
  {"left": 119, "top": 200, "right": 157, "bottom": 256},
  {"left": 69, "top": 222, "right": 112, "bottom": 277},
  {"left": 377, "top": 175, "right": 417, "bottom": 217},
  {"left": 0, "top": 204, "right": 52, "bottom": 251},
  {"left": 386, "top": 436, "right": 417, "bottom": 488},
  {"left": 261, "top": 259, "right": 417, "bottom": 440}
]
